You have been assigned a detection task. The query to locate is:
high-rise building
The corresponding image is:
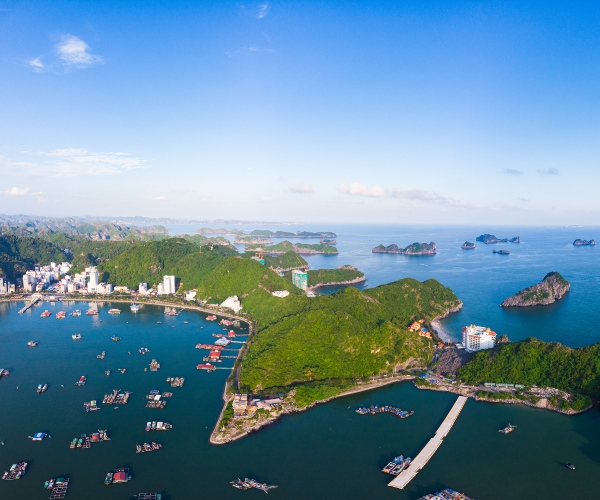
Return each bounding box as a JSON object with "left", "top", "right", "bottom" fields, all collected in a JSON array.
[
  {"left": 163, "top": 275, "right": 176, "bottom": 295},
  {"left": 291, "top": 270, "right": 309, "bottom": 291},
  {"left": 462, "top": 325, "right": 497, "bottom": 352},
  {"left": 88, "top": 268, "right": 99, "bottom": 293}
]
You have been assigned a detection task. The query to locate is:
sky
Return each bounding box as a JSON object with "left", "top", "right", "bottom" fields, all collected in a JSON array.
[{"left": 0, "top": 1, "right": 599, "bottom": 225}]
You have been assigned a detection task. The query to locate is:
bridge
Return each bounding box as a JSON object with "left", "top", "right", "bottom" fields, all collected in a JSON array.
[
  {"left": 18, "top": 293, "right": 43, "bottom": 314},
  {"left": 388, "top": 395, "right": 468, "bottom": 489}
]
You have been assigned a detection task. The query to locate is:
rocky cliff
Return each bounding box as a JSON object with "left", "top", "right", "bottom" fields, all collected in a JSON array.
[
  {"left": 573, "top": 239, "right": 596, "bottom": 246},
  {"left": 476, "top": 234, "right": 520, "bottom": 244},
  {"left": 501, "top": 272, "right": 570, "bottom": 307},
  {"left": 372, "top": 242, "right": 436, "bottom": 255}
]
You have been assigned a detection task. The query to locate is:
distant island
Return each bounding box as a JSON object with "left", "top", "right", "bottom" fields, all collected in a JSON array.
[
  {"left": 246, "top": 240, "right": 338, "bottom": 255},
  {"left": 307, "top": 266, "right": 366, "bottom": 290},
  {"left": 461, "top": 241, "right": 475, "bottom": 249},
  {"left": 372, "top": 242, "right": 436, "bottom": 255},
  {"left": 233, "top": 236, "right": 273, "bottom": 245},
  {"left": 250, "top": 230, "right": 337, "bottom": 239},
  {"left": 476, "top": 234, "right": 520, "bottom": 244},
  {"left": 573, "top": 239, "right": 596, "bottom": 246},
  {"left": 501, "top": 272, "right": 570, "bottom": 307},
  {"left": 493, "top": 249, "right": 510, "bottom": 255}
]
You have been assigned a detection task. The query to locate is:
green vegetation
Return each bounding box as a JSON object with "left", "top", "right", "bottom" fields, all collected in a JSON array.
[
  {"left": 98, "top": 238, "right": 237, "bottom": 288},
  {"left": 307, "top": 267, "right": 364, "bottom": 287},
  {"left": 476, "top": 390, "right": 513, "bottom": 400},
  {"left": 262, "top": 251, "right": 307, "bottom": 270},
  {"left": 291, "top": 382, "right": 350, "bottom": 409},
  {"left": 0, "top": 235, "right": 67, "bottom": 281},
  {"left": 246, "top": 240, "right": 338, "bottom": 254},
  {"left": 458, "top": 338, "right": 600, "bottom": 403},
  {"left": 295, "top": 243, "right": 337, "bottom": 253},
  {"left": 246, "top": 240, "right": 294, "bottom": 252},
  {"left": 180, "top": 234, "right": 235, "bottom": 247},
  {"left": 220, "top": 401, "right": 235, "bottom": 428}
]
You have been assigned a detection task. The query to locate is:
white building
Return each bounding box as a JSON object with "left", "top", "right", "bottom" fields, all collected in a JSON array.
[
  {"left": 185, "top": 290, "right": 197, "bottom": 301},
  {"left": 220, "top": 295, "right": 242, "bottom": 313},
  {"left": 139, "top": 282, "right": 148, "bottom": 295},
  {"left": 157, "top": 283, "right": 165, "bottom": 295},
  {"left": 462, "top": 325, "right": 497, "bottom": 352},
  {"left": 163, "top": 275, "right": 176, "bottom": 295},
  {"left": 87, "top": 268, "right": 99, "bottom": 293}
]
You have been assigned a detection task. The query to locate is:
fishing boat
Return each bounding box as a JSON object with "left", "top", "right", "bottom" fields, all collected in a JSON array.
[
  {"left": 97, "top": 351, "right": 106, "bottom": 359},
  {"left": 30, "top": 432, "right": 47, "bottom": 441},
  {"left": 104, "top": 473, "right": 113, "bottom": 485},
  {"left": 75, "top": 376, "right": 86, "bottom": 386},
  {"left": 56, "top": 311, "right": 66, "bottom": 319},
  {"left": 206, "top": 315, "right": 217, "bottom": 321},
  {"left": 139, "top": 347, "right": 150, "bottom": 354},
  {"left": 183, "top": 321, "right": 188, "bottom": 324},
  {"left": 105, "top": 370, "right": 111, "bottom": 376},
  {"left": 130, "top": 303, "right": 140, "bottom": 312},
  {"left": 41, "top": 383, "right": 48, "bottom": 393},
  {"left": 44, "top": 478, "right": 56, "bottom": 489},
  {"left": 111, "top": 336, "right": 121, "bottom": 342},
  {"left": 499, "top": 424, "right": 516, "bottom": 434},
  {"left": 118, "top": 368, "right": 126, "bottom": 374},
  {"left": 239, "top": 478, "right": 278, "bottom": 493},
  {"left": 27, "top": 340, "right": 38, "bottom": 347},
  {"left": 41, "top": 310, "right": 51, "bottom": 318},
  {"left": 137, "top": 494, "right": 162, "bottom": 500},
  {"left": 72, "top": 333, "right": 82, "bottom": 340},
  {"left": 382, "top": 455, "right": 404, "bottom": 474},
  {"left": 86, "top": 309, "right": 98, "bottom": 315},
  {"left": 108, "top": 308, "right": 121, "bottom": 315},
  {"left": 71, "top": 309, "right": 82, "bottom": 316},
  {"left": 566, "top": 462, "right": 576, "bottom": 470},
  {"left": 390, "top": 457, "right": 412, "bottom": 475},
  {"left": 37, "top": 384, "right": 43, "bottom": 394},
  {"left": 220, "top": 319, "right": 234, "bottom": 326}
]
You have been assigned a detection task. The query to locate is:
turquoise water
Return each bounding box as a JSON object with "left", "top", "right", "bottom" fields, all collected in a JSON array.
[{"left": 2, "top": 224, "right": 600, "bottom": 498}]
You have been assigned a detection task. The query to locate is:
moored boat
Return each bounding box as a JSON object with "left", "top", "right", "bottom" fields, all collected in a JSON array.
[
  {"left": 56, "top": 311, "right": 66, "bottom": 319},
  {"left": 27, "top": 340, "right": 38, "bottom": 347},
  {"left": 499, "top": 423, "right": 516, "bottom": 434},
  {"left": 108, "top": 308, "right": 121, "bottom": 315},
  {"left": 111, "top": 336, "right": 121, "bottom": 342},
  {"left": 86, "top": 309, "right": 98, "bottom": 315},
  {"left": 131, "top": 303, "right": 140, "bottom": 312},
  {"left": 41, "top": 310, "right": 51, "bottom": 318},
  {"left": 72, "top": 333, "right": 82, "bottom": 340}
]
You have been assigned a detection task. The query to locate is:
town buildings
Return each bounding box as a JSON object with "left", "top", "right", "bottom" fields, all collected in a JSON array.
[{"left": 291, "top": 269, "right": 308, "bottom": 290}]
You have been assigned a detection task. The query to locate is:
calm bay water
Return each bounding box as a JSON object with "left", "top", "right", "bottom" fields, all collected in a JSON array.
[{"left": 1, "top": 224, "right": 600, "bottom": 499}]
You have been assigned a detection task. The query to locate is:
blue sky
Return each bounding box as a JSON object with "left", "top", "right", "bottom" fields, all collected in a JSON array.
[{"left": 0, "top": 1, "right": 599, "bottom": 224}]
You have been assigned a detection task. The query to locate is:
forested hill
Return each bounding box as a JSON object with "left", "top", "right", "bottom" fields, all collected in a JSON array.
[
  {"left": 458, "top": 338, "right": 600, "bottom": 403},
  {"left": 0, "top": 234, "right": 67, "bottom": 281},
  {"left": 98, "top": 238, "right": 238, "bottom": 288}
]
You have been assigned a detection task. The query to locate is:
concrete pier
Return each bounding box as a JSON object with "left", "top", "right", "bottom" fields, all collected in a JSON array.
[
  {"left": 18, "top": 293, "right": 42, "bottom": 314},
  {"left": 388, "top": 395, "right": 467, "bottom": 490}
]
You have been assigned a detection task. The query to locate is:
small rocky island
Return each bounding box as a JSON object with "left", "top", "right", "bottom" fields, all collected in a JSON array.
[
  {"left": 476, "top": 234, "right": 520, "bottom": 244},
  {"left": 573, "top": 239, "right": 596, "bottom": 246},
  {"left": 461, "top": 241, "right": 475, "bottom": 249},
  {"left": 501, "top": 272, "right": 570, "bottom": 307},
  {"left": 372, "top": 242, "right": 436, "bottom": 255}
]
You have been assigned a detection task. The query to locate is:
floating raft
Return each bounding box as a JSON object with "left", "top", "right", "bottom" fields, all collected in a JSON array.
[
  {"left": 230, "top": 478, "right": 278, "bottom": 493},
  {"left": 165, "top": 377, "right": 184, "bottom": 387},
  {"left": 145, "top": 421, "right": 172, "bottom": 431},
  {"left": 136, "top": 442, "right": 162, "bottom": 453},
  {"left": 103, "top": 390, "right": 131, "bottom": 405},
  {"left": 417, "top": 488, "right": 473, "bottom": 500},
  {"left": 47, "top": 477, "right": 69, "bottom": 499},
  {"left": 382, "top": 455, "right": 412, "bottom": 475},
  {"left": 356, "top": 405, "right": 414, "bottom": 418},
  {"left": 137, "top": 494, "right": 162, "bottom": 500},
  {"left": 2, "top": 462, "right": 28, "bottom": 480}
]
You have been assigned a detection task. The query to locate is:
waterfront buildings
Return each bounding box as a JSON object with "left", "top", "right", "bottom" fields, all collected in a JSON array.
[
  {"left": 462, "top": 325, "right": 497, "bottom": 352},
  {"left": 87, "top": 268, "right": 99, "bottom": 293},
  {"left": 291, "top": 269, "right": 308, "bottom": 290},
  {"left": 220, "top": 296, "right": 242, "bottom": 313}
]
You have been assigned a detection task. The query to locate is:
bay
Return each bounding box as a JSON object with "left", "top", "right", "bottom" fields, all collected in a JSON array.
[{"left": 1, "top": 223, "right": 600, "bottom": 499}]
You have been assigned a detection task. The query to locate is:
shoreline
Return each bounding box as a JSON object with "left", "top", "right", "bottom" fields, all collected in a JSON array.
[
  {"left": 430, "top": 303, "right": 463, "bottom": 343},
  {"left": 209, "top": 374, "right": 414, "bottom": 445}
]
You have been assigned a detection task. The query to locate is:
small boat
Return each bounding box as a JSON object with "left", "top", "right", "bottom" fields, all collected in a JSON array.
[
  {"left": 111, "top": 336, "right": 121, "bottom": 342},
  {"left": 41, "top": 383, "right": 48, "bottom": 393},
  {"left": 75, "top": 376, "right": 86, "bottom": 386},
  {"left": 27, "top": 340, "right": 38, "bottom": 347},
  {"left": 37, "top": 384, "right": 43, "bottom": 394},
  {"left": 72, "top": 333, "right": 82, "bottom": 340},
  {"left": 105, "top": 370, "right": 111, "bottom": 376},
  {"left": 206, "top": 315, "right": 217, "bottom": 321},
  {"left": 56, "top": 311, "right": 66, "bottom": 319},
  {"left": 71, "top": 309, "right": 82, "bottom": 316},
  {"left": 118, "top": 368, "right": 126, "bottom": 374},
  {"left": 499, "top": 424, "right": 516, "bottom": 434},
  {"left": 156, "top": 321, "right": 161, "bottom": 324},
  {"left": 566, "top": 462, "right": 576, "bottom": 470},
  {"left": 86, "top": 309, "right": 98, "bottom": 316},
  {"left": 183, "top": 321, "right": 188, "bottom": 324},
  {"left": 130, "top": 303, "right": 140, "bottom": 312},
  {"left": 97, "top": 351, "right": 106, "bottom": 359},
  {"left": 104, "top": 472, "right": 113, "bottom": 485},
  {"left": 108, "top": 308, "right": 121, "bottom": 315},
  {"left": 30, "top": 432, "right": 47, "bottom": 441},
  {"left": 41, "top": 310, "right": 51, "bottom": 318},
  {"left": 139, "top": 347, "right": 150, "bottom": 355}
]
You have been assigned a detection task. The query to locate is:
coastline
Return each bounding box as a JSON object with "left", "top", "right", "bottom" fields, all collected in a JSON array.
[{"left": 430, "top": 303, "right": 463, "bottom": 343}]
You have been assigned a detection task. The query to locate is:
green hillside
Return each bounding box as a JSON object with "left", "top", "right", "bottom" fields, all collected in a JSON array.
[
  {"left": 458, "top": 338, "right": 600, "bottom": 406},
  {"left": 307, "top": 267, "right": 364, "bottom": 287},
  {"left": 0, "top": 235, "right": 67, "bottom": 281},
  {"left": 262, "top": 251, "right": 308, "bottom": 270}
]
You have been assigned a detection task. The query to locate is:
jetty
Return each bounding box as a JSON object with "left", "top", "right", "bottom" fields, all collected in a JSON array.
[
  {"left": 18, "top": 293, "right": 42, "bottom": 314},
  {"left": 388, "top": 396, "right": 467, "bottom": 490}
]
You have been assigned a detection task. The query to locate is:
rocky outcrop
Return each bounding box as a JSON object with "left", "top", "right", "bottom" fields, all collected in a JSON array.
[
  {"left": 461, "top": 241, "right": 475, "bottom": 249},
  {"left": 372, "top": 242, "right": 436, "bottom": 255},
  {"left": 432, "top": 347, "right": 473, "bottom": 376},
  {"left": 476, "top": 234, "right": 520, "bottom": 244},
  {"left": 573, "top": 239, "right": 596, "bottom": 246},
  {"left": 501, "top": 272, "right": 570, "bottom": 307}
]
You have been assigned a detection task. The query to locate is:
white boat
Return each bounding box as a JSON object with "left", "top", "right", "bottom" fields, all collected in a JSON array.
[
  {"left": 72, "top": 333, "right": 82, "bottom": 340},
  {"left": 131, "top": 303, "right": 140, "bottom": 312}
]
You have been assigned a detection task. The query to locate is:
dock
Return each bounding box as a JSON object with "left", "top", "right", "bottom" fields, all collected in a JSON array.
[
  {"left": 388, "top": 396, "right": 467, "bottom": 490},
  {"left": 19, "top": 293, "right": 42, "bottom": 314}
]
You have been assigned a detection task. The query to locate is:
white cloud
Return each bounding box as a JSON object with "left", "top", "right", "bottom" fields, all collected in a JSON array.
[
  {"left": 226, "top": 46, "right": 273, "bottom": 57},
  {"left": 289, "top": 183, "right": 313, "bottom": 193},
  {"left": 55, "top": 34, "right": 103, "bottom": 70},
  {"left": 339, "top": 182, "right": 386, "bottom": 198},
  {"left": 392, "top": 188, "right": 473, "bottom": 207},
  {"left": 155, "top": 196, "right": 168, "bottom": 201},
  {"left": 0, "top": 149, "right": 146, "bottom": 177},
  {"left": 502, "top": 168, "right": 524, "bottom": 175},
  {"left": 28, "top": 57, "right": 45, "bottom": 72},
  {"left": 2, "top": 186, "right": 44, "bottom": 197},
  {"left": 538, "top": 168, "right": 559, "bottom": 176},
  {"left": 257, "top": 3, "right": 270, "bottom": 19}
]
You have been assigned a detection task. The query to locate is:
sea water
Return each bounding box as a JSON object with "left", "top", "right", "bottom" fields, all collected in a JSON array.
[{"left": 1, "top": 224, "right": 599, "bottom": 499}]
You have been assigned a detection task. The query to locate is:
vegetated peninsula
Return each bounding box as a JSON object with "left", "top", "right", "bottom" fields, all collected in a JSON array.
[
  {"left": 573, "top": 239, "right": 596, "bottom": 246},
  {"left": 372, "top": 242, "right": 436, "bottom": 255},
  {"left": 476, "top": 234, "right": 520, "bottom": 244},
  {"left": 196, "top": 228, "right": 245, "bottom": 236},
  {"left": 501, "top": 272, "right": 570, "bottom": 307},
  {"left": 456, "top": 338, "right": 597, "bottom": 412},
  {"left": 306, "top": 265, "right": 365, "bottom": 290},
  {"left": 250, "top": 230, "right": 337, "bottom": 239},
  {"left": 246, "top": 240, "right": 338, "bottom": 255}
]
